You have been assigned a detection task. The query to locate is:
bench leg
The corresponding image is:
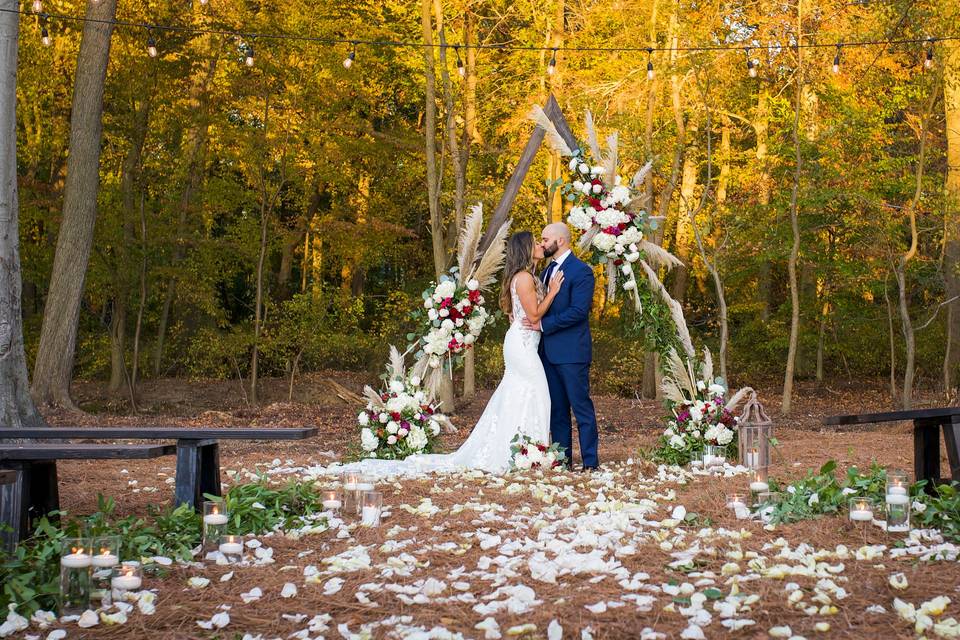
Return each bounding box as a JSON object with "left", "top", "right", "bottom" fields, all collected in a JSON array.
[
  {"left": 915, "top": 419, "right": 942, "bottom": 494},
  {"left": 0, "top": 469, "right": 24, "bottom": 552},
  {"left": 26, "top": 461, "right": 60, "bottom": 524},
  {"left": 174, "top": 442, "right": 201, "bottom": 510},
  {"left": 943, "top": 416, "right": 960, "bottom": 482},
  {"left": 199, "top": 442, "right": 222, "bottom": 500}
]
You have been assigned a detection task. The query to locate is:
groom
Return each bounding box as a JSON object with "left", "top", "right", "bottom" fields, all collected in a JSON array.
[{"left": 523, "top": 223, "right": 600, "bottom": 471}]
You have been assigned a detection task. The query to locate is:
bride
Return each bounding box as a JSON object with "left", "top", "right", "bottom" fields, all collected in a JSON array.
[{"left": 334, "top": 231, "right": 564, "bottom": 476}]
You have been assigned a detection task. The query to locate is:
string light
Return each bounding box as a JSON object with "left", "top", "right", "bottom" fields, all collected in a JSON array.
[
  {"left": 31, "top": 0, "right": 42, "bottom": 13},
  {"left": 40, "top": 23, "right": 50, "bottom": 47},
  {"left": 343, "top": 42, "right": 355, "bottom": 69},
  {"left": 244, "top": 43, "right": 254, "bottom": 67},
  {"left": 146, "top": 30, "right": 158, "bottom": 58},
  {"left": 547, "top": 48, "right": 557, "bottom": 75},
  {"left": 746, "top": 48, "right": 756, "bottom": 77},
  {"left": 646, "top": 48, "right": 654, "bottom": 80},
  {"left": 832, "top": 43, "right": 843, "bottom": 73},
  {"left": 924, "top": 38, "right": 934, "bottom": 69},
  {"left": 455, "top": 45, "right": 464, "bottom": 78}
]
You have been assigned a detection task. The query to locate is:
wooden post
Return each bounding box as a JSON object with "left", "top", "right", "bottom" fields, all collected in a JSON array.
[{"left": 914, "top": 418, "right": 942, "bottom": 493}]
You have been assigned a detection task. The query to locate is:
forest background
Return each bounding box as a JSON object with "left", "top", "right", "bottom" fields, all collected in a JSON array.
[{"left": 12, "top": 0, "right": 960, "bottom": 414}]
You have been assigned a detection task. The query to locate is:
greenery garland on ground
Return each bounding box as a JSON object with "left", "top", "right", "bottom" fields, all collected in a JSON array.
[
  {"left": 0, "top": 479, "right": 329, "bottom": 615},
  {"left": 760, "top": 460, "right": 960, "bottom": 543}
]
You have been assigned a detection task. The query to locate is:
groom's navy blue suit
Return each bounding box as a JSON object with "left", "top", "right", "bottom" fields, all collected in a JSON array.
[{"left": 539, "top": 252, "right": 600, "bottom": 469}]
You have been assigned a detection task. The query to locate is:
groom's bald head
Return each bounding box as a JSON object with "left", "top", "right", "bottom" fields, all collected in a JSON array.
[{"left": 541, "top": 222, "right": 571, "bottom": 258}]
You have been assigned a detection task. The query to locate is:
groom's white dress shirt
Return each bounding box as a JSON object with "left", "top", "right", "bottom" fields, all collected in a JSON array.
[{"left": 542, "top": 249, "right": 572, "bottom": 283}]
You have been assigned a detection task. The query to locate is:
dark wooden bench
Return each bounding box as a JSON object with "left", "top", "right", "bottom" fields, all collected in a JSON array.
[
  {"left": 0, "top": 427, "right": 317, "bottom": 510},
  {"left": 0, "top": 444, "right": 176, "bottom": 549},
  {"left": 824, "top": 407, "right": 960, "bottom": 493}
]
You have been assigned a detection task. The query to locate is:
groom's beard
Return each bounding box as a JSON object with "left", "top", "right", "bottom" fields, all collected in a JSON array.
[{"left": 543, "top": 241, "right": 559, "bottom": 258}]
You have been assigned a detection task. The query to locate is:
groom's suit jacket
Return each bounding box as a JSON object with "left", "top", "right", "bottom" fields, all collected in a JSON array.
[{"left": 539, "top": 254, "right": 594, "bottom": 365}]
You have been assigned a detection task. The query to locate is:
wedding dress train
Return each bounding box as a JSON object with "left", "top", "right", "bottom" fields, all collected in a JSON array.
[{"left": 331, "top": 277, "right": 551, "bottom": 477}]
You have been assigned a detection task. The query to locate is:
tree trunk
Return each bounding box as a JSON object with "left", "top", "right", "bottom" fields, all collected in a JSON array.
[
  {"left": 884, "top": 275, "right": 898, "bottom": 402},
  {"left": 670, "top": 133, "right": 697, "bottom": 302},
  {"left": 755, "top": 87, "right": 773, "bottom": 321},
  {"left": 781, "top": 3, "right": 803, "bottom": 417},
  {"left": 717, "top": 115, "right": 730, "bottom": 205},
  {"left": 421, "top": 0, "right": 444, "bottom": 280},
  {"left": 154, "top": 55, "right": 217, "bottom": 377},
  {"left": 434, "top": 0, "right": 466, "bottom": 252},
  {"left": 131, "top": 191, "right": 147, "bottom": 391},
  {"left": 944, "top": 38, "right": 960, "bottom": 397},
  {"left": 545, "top": 0, "right": 565, "bottom": 223},
  {"left": 109, "top": 95, "right": 151, "bottom": 394},
  {"left": 32, "top": 0, "right": 118, "bottom": 409},
  {"left": 0, "top": 1, "right": 45, "bottom": 429},
  {"left": 815, "top": 300, "right": 828, "bottom": 384},
  {"left": 461, "top": 13, "right": 478, "bottom": 401},
  {"left": 896, "top": 262, "right": 915, "bottom": 409}
]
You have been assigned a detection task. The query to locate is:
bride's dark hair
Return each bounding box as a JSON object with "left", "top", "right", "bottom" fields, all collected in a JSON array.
[{"left": 500, "top": 231, "right": 537, "bottom": 314}]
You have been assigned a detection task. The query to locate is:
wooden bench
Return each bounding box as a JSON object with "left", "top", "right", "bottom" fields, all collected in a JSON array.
[
  {"left": 0, "top": 444, "right": 176, "bottom": 548},
  {"left": 823, "top": 407, "right": 960, "bottom": 493},
  {"left": 0, "top": 427, "right": 317, "bottom": 510}
]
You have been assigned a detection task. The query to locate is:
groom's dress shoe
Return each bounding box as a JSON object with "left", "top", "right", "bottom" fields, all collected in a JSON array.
[{"left": 580, "top": 465, "right": 598, "bottom": 473}]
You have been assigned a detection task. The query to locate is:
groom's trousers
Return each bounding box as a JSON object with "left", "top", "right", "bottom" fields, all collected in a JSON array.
[{"left": 543, "top": 361, "right": 599, "bottom": 468}]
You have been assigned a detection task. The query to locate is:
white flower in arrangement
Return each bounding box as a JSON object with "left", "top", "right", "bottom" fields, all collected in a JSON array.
[
  {"left": 423, "top": 297, "right": 434, "bottom": 309},
  {"left": 409, "top": 375, "right": 421, "bottom": 387},
  {"left": 387, "top": 435, "right": 397, "bottom": 445},
  {"left": 429, "top": 355, "right": 440, "bottom": 368},
  {"left": 434, "top": 280, "right": 457, "bottom": 300},
  {"left": 441, "top": 319, "right": 455, "bottom": 331},
  {"left": 689, "top": 404, "right": 704, "bottom": 423},
  {"left": 379, "top": 412, "right": 389, "bottom": 423},
  {"left": 526, "top": 446, "right": 544, "bottom": 466},
  {"left": 592, "top": 232, "right": 617, "bottom": 253},
  {"left": 623, "top": 280, "right": 636, "bottom": 291},
  {"left": 573, "top": 180, "right": 584, "bottom": 191},
  {"left": 708, "top": 383, "right": 726, "bottom": 397},
  {"left": 696, "top": 380, "right": 706, "bottom": 391},
  {"left": 428, "top": 420, "right": 441, "bottom": 436},
  {"left": 669, "top": 434, "right": 685, "bottom": 449},
  {"left": 581, "top": 182, "right": 594, "bottom": 195},
  {"left": 358, "top": 412, "right": 369, "bottom": 426},
  {"left": 455, "top": 318, "right": 464, "bottom": 327},
  {"left": 360, "top": 428, "right": 379, "bottom": 452},
  {"left": 514, "top": 454, "right": 533, "bottom": 470},
  {"left": 385, "top": 397, "right": 407, "bottom": 413},
  {"left": 467, "top": 279, "right": 480, "bottom": 291},
  {"left": 578, "top": 163, "right": 589, "bottom": 173},
  {"left": 398, "top": 426, "right": 409, "bottom": 437},
  {"left": 389, "top": 379, "right": 405, "bottom": 393},
  {"left": 620, "top": 226, "right": 643, "bottom": 246},
  {"left": 704, "top": 425, "right": 718, "bottom": 442},
  {"left": 428, "top": 309, "right": 438, "bottom": 321},
  {"left": 569, "top": 158, "right": 579, "bottom": 171},
  {"left": 464, "top": 334, "right": 476, "bottom": 345},
  {"left": 626, "top": 252, "right": 641, "bottom": 263},
  {"left": 609, "top": 184, "right": 632, "bottom": 205},
  {"left": 716, "top": 426, "right": 734, "bottom": 446},
  {"left": 591, "top": 165, "right": 604, "bottom": 176},
  {"left": 620, "top": 264, "right": 633, "bottom": 276},
  {"left": 568, "top": 207, "right": 593, "bottom": 231},
  {"left": 407, "top": 425, "right": 429, "bottom": 451},
  {"left": 614, "top": 243, "right": 625, "bottom": 255},
  {"left": 591, "top": 183, "right": 603, "bottom": 194},
  {"left": 386, "top": 421, "right": 399, "bottom": 434},
  {"left": 439, "top": 308, "right": 449, "bottom": 318}
]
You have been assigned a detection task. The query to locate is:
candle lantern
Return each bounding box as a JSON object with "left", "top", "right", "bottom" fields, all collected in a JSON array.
[
  {"left": 110, "top": 562, "right": 143, "bottom": 600},
  {"left": 202, "top": 499, "right": 229, "bottom": 550},
  {"left": 90, "top": 535, "right": 120, "bottom": 607},
  {"left": 360, "top": 491, "right": 383, "bottom": 527},
  {"left": 738, "top": 391, "right": 773, "bottom": 470},
  {"left": 59, "top": 538, "right": 92, "bottom": 616}
]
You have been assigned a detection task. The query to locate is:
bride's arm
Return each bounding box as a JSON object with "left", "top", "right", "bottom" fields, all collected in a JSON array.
[{"left": 515, "top": 271, "right": 564, "bottom": 323}]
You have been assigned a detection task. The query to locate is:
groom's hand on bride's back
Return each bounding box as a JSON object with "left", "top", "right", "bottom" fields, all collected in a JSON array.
[{"left": 522, "top": 318, "right": 541, "bottom": 331}]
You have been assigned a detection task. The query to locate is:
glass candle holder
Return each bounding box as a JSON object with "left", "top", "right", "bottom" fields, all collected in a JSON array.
[
  {"left": 90, "top": 535, "right": 120, "bottom": 607},
  {"left": 848, "top": 497, "right": 877, "bottom": 524},
  {"left": 360, "top": 491, "right": 382, "bottom": 527},
  {"left": 689, "top": 450, "right": 705, "bottom": 470},
  {"left": 703, "top": 445, "right": 726, "bottom": 469},
  {"left": 725, "top": 493, "right": 750, "bottom": 519},
  {"left": 110, "top": 562, "right": 143, "bottom": 600},
  {"left": 203, "top": 499, "right": 229, "bottom": 550},
  {"left": 341, "top": 471, "right": 361, "bottom": 515},
  {"left": 886, "top": 469, "right": 910, "bottom": 499},
  {"left": 748, "top": 467, "right": 771, "bottom": 495},
  {"left": 59, "top": 538, "right": 92, "bottom": 616},
  {"left": 885, "top": 492, "right": 911, "bottom": 533},
  {"left": 755, "top": 492, "right": 781, "bottom": 524},
  {"left": 218, "top": 535, "right": 244, "bottom": 562},
  {"left": 354, "top": 476, "right": 375, "bottom": 515},
  {"left": 321, "top": 489, "right": 342, "bottom": 515}
]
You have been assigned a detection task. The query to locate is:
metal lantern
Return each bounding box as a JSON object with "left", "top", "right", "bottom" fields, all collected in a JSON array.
[{"left": 738, "top": 390, "right": 773, "bottom": 470}]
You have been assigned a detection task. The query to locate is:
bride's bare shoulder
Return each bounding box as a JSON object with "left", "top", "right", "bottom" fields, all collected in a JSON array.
[{"left": 512, "top": 271, "right": 535, "bottom": 290}]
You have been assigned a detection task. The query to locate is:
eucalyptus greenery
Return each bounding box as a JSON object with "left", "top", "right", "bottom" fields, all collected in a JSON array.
[{"left": 0, "top": 478, "right": 328, "bottom": 615}]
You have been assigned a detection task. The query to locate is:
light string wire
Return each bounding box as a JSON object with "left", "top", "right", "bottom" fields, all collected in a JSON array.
[{"left": 2, "top": 6, "right": 957, "bottom": 56}]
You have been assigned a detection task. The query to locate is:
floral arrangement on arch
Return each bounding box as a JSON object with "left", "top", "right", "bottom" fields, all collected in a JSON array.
[
  {"left": 652, "top": 347, "right": 752, "bottom": 466},
  {"left": 509, "top": 434, "right": 567, "bottom": 471},
  {"left": 529, "top": 107, "right": 684, "bottom": 315},
  {"left": 408, "top": 203, "right": 510, "bottom": 397},
  {"left": 358, "top": 347, "right": 454, "bottom": 460}
]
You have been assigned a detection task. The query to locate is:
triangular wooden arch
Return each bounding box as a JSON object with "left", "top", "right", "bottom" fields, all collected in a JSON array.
[{"left": 477, "top": 93, "right": 577, "bottom": 253}]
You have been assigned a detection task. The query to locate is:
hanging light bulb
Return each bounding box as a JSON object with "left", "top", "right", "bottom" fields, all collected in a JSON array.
[
  {"left": 547, "top": 48, "right": 557, "bottom": 75},
  {"left": 146, "top": 32, "right": 158, "bottom": 58},
  {"left": 832, "top": 43, "right": 842, "bottom": 74},
  {"left": 455, "top": 46, "right": 465, "bottom": 78},
  {"left": 924, "top": 39, "right": 935, "bottom": 69},
  {"left": 746, "top": 48, "right": 756, "bottom": 77},
  {"left": 199, "top": 0, "right": 208, "bottom": 4},
  {"left": 646, "top": 48, "right": 654, "bottom": 80},
  {"left": 343, "top": 44, "right": 355, "bottom": 69},
  {"left": 41, "top": 24, "right": 51, "bottom": 47},
  {"left": 31, "top": 0, "right": 42, "bottom": 13},
  {"left": 245, "top": 44, "right": 255, "bottom": 67}
]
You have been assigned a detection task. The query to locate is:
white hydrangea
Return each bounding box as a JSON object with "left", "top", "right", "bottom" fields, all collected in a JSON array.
[
  {"left": 592, "top": 232, "right": 617, "bottom": 253},
  {"left": 716, "top": 425, "right": 734, "bottom": 445},
  {"left": 434, "top": 280, "right": 456, "bottom": 300},
  {"left": 568, "top": 207, "right": 594, "bottom": 231},
  {"left": 406, "top": 425, "right": 429, "bottom": 452},
  {"left": 360, "top": 428, "right": 379, "bottom": 452},
  {"left": 389, "top": 379, "right": 404, "bottom": 393},
  {"left": 596, "top": 208, "right": 629, "bottom": 229},
  {"left": 358, "top": 412, "right": 369, "bottom": 426},
  {"left": 609, "top": 185, "right": 632, "bottom": 205},
  {"left": 619, "top": 226, "right": 643, "bottom": 245},
  {"left": 669, "top": 434, "right": 686, "bottom": 449}
]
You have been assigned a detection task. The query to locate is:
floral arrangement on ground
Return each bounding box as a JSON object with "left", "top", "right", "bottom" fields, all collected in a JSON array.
[{"left": 509, "top": 434, "right": 567, "bottom": 471}]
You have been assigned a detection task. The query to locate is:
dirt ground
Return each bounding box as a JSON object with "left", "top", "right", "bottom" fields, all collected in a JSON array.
[{"left": 22, "top": 375, "right": 960, "bottom": 639}]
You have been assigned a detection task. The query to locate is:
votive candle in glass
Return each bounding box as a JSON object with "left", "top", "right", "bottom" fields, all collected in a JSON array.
[
  {"left": 321, "top": 489, "right": 342, "bottom": 514},
  {"left": 848, "top": 498, "right": 875, "bottom": 523},
  {"left": 704, "top": 445, "right": 726, "bottom": 469},
  {"left": 219, "top": 535, "right": 244, "bottom": 562},
  {"left": 59, "top": 538, "right": 92, "bottom": 616},
  {"left": 342, "top": 471, "right": 361, "bottom": 514},
  {"left": 90, "top": 535, "right": 120, "bottom": 607},
  {"left": 110, "top": 562, "right": 143, "bottom": 599},
  {"left": 886, "top": 469, "right": 910, "bottom": 498},
  {"left": 361, "top": 491, "right": 382, "bottom": 527},
  {"left": 748, "top": 468, "right": 770, "bottom": 494},
  {"left": 203, "top": 499, "right": 229, "bottom": 549},
  {"left": 725, "top": 493, "right": 749, "bottom": 519}
]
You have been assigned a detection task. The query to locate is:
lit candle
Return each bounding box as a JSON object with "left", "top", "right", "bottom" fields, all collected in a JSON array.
[
  {"left": 745, "top": 448, "right": 759, "bottom": 468},
  {"left": 749, "top": 480, "right": 770, "bottom": 492},
  {"left": 726, "top": 494, "right": 747, "bottom": 510},
  {"left": 356, "top": 482, "right": 375, "bottom": 492},
  {"left": 850, "top": 500, "right": 873, "bottom": 522},
  {"left": 219, "top": 538, "right": 243, "bottom": 555},
  {"left": 888, "top": 484, "right": 908, "bottom": 496},
  {"left": 110, "top": 573, "right": 142, "bottom": 591},
  {"left": 204, "top": 512, "right": 228, "bottom": 526},
  {"left": 886, "top": 493, "right": 910, "bottom": 506},
  {"left": 61, "top": 550, "right": 92, "bottom": 569},
  {"left": 322, "top": 499, "right": 342, "bottom": 510},
  {"left": 361, "top": 505, "right": 381, "bottom": 527},
  {"left": 92, "top": 549, "right": 119, "bottom": 568}
]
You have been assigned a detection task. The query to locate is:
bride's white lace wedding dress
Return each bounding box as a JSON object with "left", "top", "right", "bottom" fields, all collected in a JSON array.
[{"left": 332, "top": 276, "right": 551, "bottom": 477}]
